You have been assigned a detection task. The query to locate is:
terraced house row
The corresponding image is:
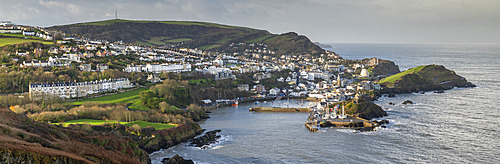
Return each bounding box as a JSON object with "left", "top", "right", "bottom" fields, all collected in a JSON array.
[{"left": 29, "top": 78, "right": 133, "bottom": 99}]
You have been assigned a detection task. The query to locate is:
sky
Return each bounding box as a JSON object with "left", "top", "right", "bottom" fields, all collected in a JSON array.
[{"left": 1, "top": 0, "right": 499, "bottom": 43}]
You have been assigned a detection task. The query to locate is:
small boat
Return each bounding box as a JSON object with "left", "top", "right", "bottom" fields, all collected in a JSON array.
[
  {"left": 254, "top": 101, "right": 260, "bottom": 104},
  {"left": 230, "top": 100, "right": 239, "bottom": 107}
]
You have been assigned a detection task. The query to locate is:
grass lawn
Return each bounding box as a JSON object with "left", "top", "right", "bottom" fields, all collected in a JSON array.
[
  {"left": 122, "top": 121, "right": 176, "bottom": 130},
  {"left": 128, "top": 99, "right": 151, "bottom": 111},
  {"left": 54, "top": 119, "right": 118, "bottom": 126},
  {"left": 378, "top": 65, "right": 426, "bottom": 84},
  {"left": 0, "top": 37, "right": 53, "bottom": 47},
  {"left": 70, "top": 88, "right": 146, "bottom": 105},
  {"left": 54, "top": 119, "right": 176, "bottom": 130}
]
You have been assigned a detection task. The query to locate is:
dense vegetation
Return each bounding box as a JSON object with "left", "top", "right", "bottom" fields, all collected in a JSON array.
[{"left": 50, "top": 19, "right": 325, "bottom": 56}]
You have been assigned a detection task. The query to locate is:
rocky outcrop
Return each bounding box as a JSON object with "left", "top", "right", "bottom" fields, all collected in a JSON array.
[
  {"left": 379, "top": 65, "right": 475, "bottom": 94},
  {"left": 161, "top": 155, "right": 194, "bottom": 164},
  {"left": 139, "top": 123, "right": 204, "bottom": 153},
  {"left": 344, "top": 100, "right": 388, "bottom": 120},
  {"left": 371, "top": 59, "right": 400, "bottom": 76},
  {"left": 190, "top": 130, "right": 221, "bottom": 149},
  {"left": 0, "top": 108, "right": 149, "bottom": 164},
  {"left": 402, "top": 100, "right": 413, "bottom": 105}
]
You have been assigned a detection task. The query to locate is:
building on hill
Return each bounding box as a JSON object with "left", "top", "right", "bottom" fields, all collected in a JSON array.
[
  {"left": 237, "top": 84, "right": 249, "bottom": 91},
  {"left": 147, "top": 74, "right": 161, "bottom": 83},
  {"left": 253, "top": 72, "right": 272, "bottom": 80},
  {"left": 123, "top": 63, "right": 191, "bottom": 73},
  {"left": 79, "top": 64, "right": 91, "bottom": 72},
  {"left": 369, "top": 58, "right": 380, "bottom": 66},
  {"left": 96, "top": 64, "right": 109, "bottom": 71},
  {"left": 360, "top": 68, "right": 369, "bottom": 77},
  {"left": 22, "top": 31, "right": 35, "bottom": 36},
  {"left": 29, "top": 78, "right": 133, "bottom": 99},
  {"left": 203, "top": 67, "right": 233, "bottom": 80}
]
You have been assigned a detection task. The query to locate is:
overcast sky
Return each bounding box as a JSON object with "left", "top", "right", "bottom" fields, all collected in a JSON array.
[{"left": 1, "top": 0, "right": 499, "bottom": 43}]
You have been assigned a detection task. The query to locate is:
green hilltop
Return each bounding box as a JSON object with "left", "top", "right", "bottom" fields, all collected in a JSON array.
[
  {"left": 377, "top": 64, "right": 475, "bottom": 93},
  {"left": 50, "top": 19, "right": 325, "bottom": 55}
]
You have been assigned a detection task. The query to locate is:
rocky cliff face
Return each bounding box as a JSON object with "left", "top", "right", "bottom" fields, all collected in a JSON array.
[
  {"left": 379, "top": 65, "right": 475, "bottom": 94},
  {"left": 0, "top": 108, "right": 150, "bottom": 164},
  {"left": 333, "top": 99, "right": 387, "bottom": 120},
  {"left": 138, "top": 123, "right": 203, "bottom": 154},
  {"left": 371, "top": 59, "right": 400, "bottom": 76},
  {"left": 345, "top": 101, "right": 388, "bottom": 120}
]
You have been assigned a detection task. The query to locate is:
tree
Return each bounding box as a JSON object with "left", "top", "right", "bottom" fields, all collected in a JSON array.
[{"left": 131, "top": 124, "right": 141, "bottom": 135}]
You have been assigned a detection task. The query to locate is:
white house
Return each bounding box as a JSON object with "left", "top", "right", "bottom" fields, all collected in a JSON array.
[{"left": 29, "top": 78, "right": 133, "bottom": 99}]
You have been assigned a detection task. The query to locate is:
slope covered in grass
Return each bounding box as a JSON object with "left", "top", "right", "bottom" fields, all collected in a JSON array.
[
  {"left": 70, "top": 88, "right": 146, "bottom": 105},
  {"left": 377, "top": 65, "right": 475, "bottom": 93},
  {"left": 51, "top": 19, "right": 325, "bottom": 56}
]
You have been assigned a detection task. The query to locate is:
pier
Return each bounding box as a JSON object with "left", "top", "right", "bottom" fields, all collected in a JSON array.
[{"left": 249, "top": 107, "right": 311, "bottom": 113}]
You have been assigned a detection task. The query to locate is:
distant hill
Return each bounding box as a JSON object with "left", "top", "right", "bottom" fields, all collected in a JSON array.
[
  {"left": 50, "top": 19, "right": 325, "bottom": 56},
  {"left": 377, "top": 65, "right": 475, "bottom": 94}
]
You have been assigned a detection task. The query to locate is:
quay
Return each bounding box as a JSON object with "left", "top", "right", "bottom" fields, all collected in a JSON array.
[{"left": 249, "top": 107, "right": 311, "bottom": 112}]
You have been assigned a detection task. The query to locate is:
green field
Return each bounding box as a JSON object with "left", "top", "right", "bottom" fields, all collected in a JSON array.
[
  {"left": 121, "top": 121, "right": 176, "bottom": 130},
  {"left": 53, "top": 119, "right": 176, "bottom": 130},
  {"left": 0, "top": 37, "right": 53, "bottom": 47},
  {"left": 245, "top": 34, "right": 272, "bottom": 43},
  {"left": 165, "top": 38, "right": 192, "bottom": 43},
  {"left": 378, "top": 65, "right": 426, "bottom": 84},
  {"left": 135, "top": 41, "right": 154, "bottom": 47},
  {"left": 76, "top": 19, "right": 248, "bottom": 30},
  {"left": 128, "top": 99, "right": 151, "bottom": 111},
  {"left": 70, "top": 88, "right": 146, "bottom": 105},
  {"left": 199, "top": 44, "right": 221, "bottom": 50}
]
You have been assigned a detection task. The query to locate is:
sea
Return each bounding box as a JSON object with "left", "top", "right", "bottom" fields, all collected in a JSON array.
[{"left": 150, "top": 43, "right": 500, "bottom": 163}]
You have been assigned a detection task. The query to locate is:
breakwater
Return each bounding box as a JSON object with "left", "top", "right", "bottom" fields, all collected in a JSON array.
[{"left": 249, "top": 107, "right": 311, "bottom": 112}]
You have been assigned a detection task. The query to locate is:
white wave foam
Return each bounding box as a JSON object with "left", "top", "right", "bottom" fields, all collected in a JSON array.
[{"left": 190, "top": 135, "right": 231, "bottom": 150}]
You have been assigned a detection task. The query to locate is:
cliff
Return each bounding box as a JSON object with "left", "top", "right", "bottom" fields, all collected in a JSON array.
[
  {"left": 378, "top": 64, "right": 475, "bottom": 94},
  {"left": 330, "top": 99, "right": 387, "bottom": 120},
  {"left": 0, "top": 108, "right": 150, "bottom": 164},
  {"left": 369, "top": 59, "right": 400, "bottom": 76}
]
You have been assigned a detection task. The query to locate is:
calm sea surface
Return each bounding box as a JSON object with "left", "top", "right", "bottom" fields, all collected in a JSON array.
[{"left": 151, "top": 43, "right": 500, "bottom": 163}]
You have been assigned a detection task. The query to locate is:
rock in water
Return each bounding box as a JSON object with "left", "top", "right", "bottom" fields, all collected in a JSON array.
[
  {"left": 374, "top": 119, "right": 390, "bottom": 125},
  {"left": 434, "top": 90, "right": 445, "bottom": 94},
  {"left": 162, "top": 155, "right": 194, "bottom": 164},
  {"left": 402, "top": 100, "right": 413, "bottom": 105},
  {"left": 190, "top": 130, "right": 221, "bottom": 148},
  {"left": 388, "top": 102, "right": 395, "bottom": 106}
]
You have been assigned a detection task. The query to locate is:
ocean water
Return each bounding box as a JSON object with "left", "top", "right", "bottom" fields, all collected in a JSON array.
[{"left": 150, "top": 44, "right": 500, "bottom": 163}]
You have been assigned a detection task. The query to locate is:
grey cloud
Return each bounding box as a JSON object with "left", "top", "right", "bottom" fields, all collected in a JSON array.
[{"left": 0, "top": 0, "right": 499, "bottom": 43}]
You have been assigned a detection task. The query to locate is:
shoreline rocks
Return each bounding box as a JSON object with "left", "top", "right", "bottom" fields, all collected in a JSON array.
[
  {"left": 402, "top": 100, "right": 413, "bottom": 105},
  {"left": 190, "top": 130, "right": 221, "bottom": 149},
  {"left": 161, "top": 155, "right": 194, "bottom": 164}
]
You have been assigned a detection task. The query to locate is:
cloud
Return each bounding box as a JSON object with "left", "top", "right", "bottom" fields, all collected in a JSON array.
[{"left": 0, "top": 0, "right": 499, "bottom": 43}]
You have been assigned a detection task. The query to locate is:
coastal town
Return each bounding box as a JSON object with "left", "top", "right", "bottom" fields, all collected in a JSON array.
[
  {"left": 1, "top": 21, "right": 388, "bottom": 104},
  {"left": 0, "top": 19, "right": 475, "bottom": 163}
]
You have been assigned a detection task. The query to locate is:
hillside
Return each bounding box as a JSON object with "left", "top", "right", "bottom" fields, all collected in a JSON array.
[
  {"left": 0, "top": 108, "right": 150, "bottom": 164},
  {"left": 0, "top": 34, "right": 53, "bottom": 47},
  {"left": 49, "top": 19, "right": 325, "bottom": 56},
  {"left": 377, "top": 65, "right": 475, "bottom": 94}
]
